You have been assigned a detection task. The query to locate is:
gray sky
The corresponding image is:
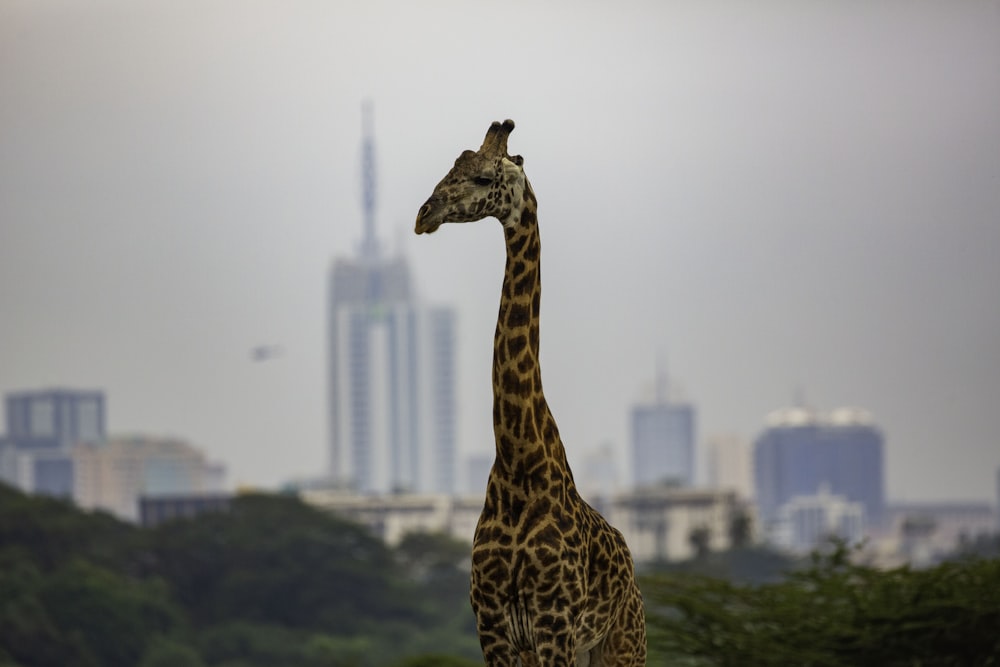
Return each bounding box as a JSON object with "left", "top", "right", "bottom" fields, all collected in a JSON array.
[{"left": 2, "top": 0, "right": 998, "bottom": 502}]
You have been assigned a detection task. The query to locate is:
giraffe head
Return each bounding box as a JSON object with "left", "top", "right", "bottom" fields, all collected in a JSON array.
[{"left": 415, "top": 119, "right": 527, "bottom": 235}]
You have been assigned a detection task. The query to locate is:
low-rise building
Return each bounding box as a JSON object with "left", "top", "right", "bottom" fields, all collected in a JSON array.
[
  {"left": 73, "top": 435, "right": 225, "bottom": 522},
  {"left": 773, "top": 484, "right": 866, "bottom": 553},
  {"left": 301, "top": 489, "right": 482, "bottom": 546},
  {"left": 608, "top": 486, "right": 747, "bottom": 562},
  {"left": 139, "top": 493, "right": 233, "bottom": 527}
]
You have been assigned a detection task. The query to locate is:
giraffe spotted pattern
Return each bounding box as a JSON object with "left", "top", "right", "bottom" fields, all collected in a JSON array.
[{"left": 416, "top": 120, "right": 646, "bottom": 667}]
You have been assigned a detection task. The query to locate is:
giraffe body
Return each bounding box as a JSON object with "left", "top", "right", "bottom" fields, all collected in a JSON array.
[{"left": 415, "top": 120, "right": 645, "bottom": 667}]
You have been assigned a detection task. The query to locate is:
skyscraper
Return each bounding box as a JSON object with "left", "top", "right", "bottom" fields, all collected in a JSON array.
[
  {"left": 327, "top": 103, "right": 456, "bottom": 495},
  {"left": 4, "top": 388, "right": 105, "bottom": 447},
  {"left": 0, "top": 388, "right": 105, "bottom": 496},
  {"left": 705, "top": 434, "right": 753, "bottom": 499},
  {"left": 753, "top": 406, "right": 885, "bottom": 532},
  {"left": 630, "top": 373, "right": 696, "bottom": 488}
]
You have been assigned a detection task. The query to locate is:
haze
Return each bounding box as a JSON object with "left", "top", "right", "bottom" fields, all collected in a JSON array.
[{"left": 2, "top": 0, "right": 998, "bottom": 502}]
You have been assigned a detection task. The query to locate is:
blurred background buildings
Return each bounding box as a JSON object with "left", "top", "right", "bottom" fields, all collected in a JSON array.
[
  {"left": 0, "top": 388, "right": 225, "bottom": 522},
  {"left": 753, "top": 405, "right": 886, "bottom": 547},
  {"left": 325, "top": 103, "right": 457, "bottom": 495},
  {"left": 2, "top": 377, "right": 994, "bottom": 564},
  {"left": 630, "top": 371, "right": 696, "bottom": 489},
  {"left": 2, "top": 94, "right": 995, "bottom": 565}
]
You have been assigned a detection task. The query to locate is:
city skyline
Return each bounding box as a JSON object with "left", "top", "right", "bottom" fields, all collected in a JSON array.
[{"left": 2, "top": 1, "right": 998, "bottom": 502}]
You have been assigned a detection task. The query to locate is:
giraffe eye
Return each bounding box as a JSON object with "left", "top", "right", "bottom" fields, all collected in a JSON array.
[{"left": 473, "top": 176, "right": 493, "bottom": 186}]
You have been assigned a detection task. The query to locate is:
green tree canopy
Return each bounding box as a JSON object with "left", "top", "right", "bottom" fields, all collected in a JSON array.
[
  {"left": 136, "top": 493, "right": 425, "bottom": 631},
  {"left": 644, "top": 542, "right": 1000, "bottom": 666}
]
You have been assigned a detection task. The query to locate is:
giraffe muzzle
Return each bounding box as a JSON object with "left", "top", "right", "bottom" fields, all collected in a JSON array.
[{"left": 414, "top": 199, "right": 442, "bottom": 235}]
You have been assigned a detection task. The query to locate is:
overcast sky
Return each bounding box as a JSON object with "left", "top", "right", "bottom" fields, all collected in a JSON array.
[{"left": 2, "top": 0, "right": 998, "bottom": 502}]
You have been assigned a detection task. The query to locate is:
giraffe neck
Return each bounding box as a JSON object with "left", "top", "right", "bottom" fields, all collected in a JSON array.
[{"left": 490, "top": 185, "right": 574, "bottom": 490}]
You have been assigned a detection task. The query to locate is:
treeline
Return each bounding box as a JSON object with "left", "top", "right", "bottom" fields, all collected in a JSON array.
[
  {"left": 643, "top": 542, "right": 1000, "bottom": 666},
  {"left": 2, "top": 482, "right": 998, "bottom": 666},
  {"left": 0, "top": 484, "right": 480, "bottom": 667}
]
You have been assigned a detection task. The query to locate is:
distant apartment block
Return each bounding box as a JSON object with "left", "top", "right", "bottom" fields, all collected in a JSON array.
[
  {"left": 301, "top": 488, "right": 482, "bottom": 546},
  {"left": 4, "top": 388, "right": 105, "bottom": 446},
  {"left": 705, "top": 433, "right": 753, "bottom": 499},
  {"left": 11, "top": 449, "right": 75, "bottom": 498},
  {"left": 631, "top": 399, "right": 696, "bottom": 488},
  {"left": 73, "top": 435, "right": 226, "bottom": 522},
  {"left": 754, "top": 406, "right": 885, "bottom": 534},
  {"left": 139, "top": 493, "right": 232, "bottom": 528},
  {"left": 0, "top": 388, "right": 105, "bottom": 497},
  {"left": 610, "top": 487, "right": 746, "bottom": 562},
  {"left": 774, "top": 484, "right": 866, "bottom": 553},
  {"left": 887, "top": 501, "right": 998, "bottom": 566}
]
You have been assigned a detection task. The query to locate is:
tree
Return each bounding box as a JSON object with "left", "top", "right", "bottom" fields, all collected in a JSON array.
[
  {"left": 643, "top": 541, "right": 1000, "bottom": 666},
  {"left": 0, "top": 485, "right": 484, "bottom": 666},
  {"left": 38, "top": 560, "right": 180, "bottom": 667},
  {"left": 138, "top": 493, "right": 424, "bottom": 631},
  {"left": 688, "top": 525, "right": 711, "bottom": 560},
  {"left": 727, "top": 510, "right": 752, "bottom": 549},
  {"left": 0, "top": 482, "right": 133, "bottom": 571},
  {"left": 389, "top": 655, "right": 481, "bottom": 667},
  {"left": 395, "top": 530, "right": 470, "bottom": 582},
  {"left": 138, "top": 637, "right": 205, "bottom": 667}
]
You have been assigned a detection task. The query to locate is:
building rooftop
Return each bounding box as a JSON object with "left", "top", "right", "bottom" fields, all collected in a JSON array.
[{"left": 765, "top": 406, "right": 876, "bottom": 428}]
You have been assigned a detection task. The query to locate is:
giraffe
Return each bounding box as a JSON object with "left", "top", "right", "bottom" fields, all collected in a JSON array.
[{"left": 415, "top": 120, "right": 646, "bottom": 667}]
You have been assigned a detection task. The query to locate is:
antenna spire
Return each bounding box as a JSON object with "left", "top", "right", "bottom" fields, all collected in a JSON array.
[
  {"left": 792, "top": 384, "right": 807, "bottom": 408},
  {"left": 655, "top": 352, "right": 669, "bottom": 404},
  {"left": 360, "top": 99, "right": 379, "bottom": 259}
]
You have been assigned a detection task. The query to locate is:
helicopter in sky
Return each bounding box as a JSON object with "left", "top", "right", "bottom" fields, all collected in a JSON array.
[{"left": 249, "top": 344, "right": 283, "bottom": 362}]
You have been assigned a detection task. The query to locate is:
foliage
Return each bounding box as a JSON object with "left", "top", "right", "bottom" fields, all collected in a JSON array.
[
  {"left": 134, "top": 492, "right": 424, "bottom": 632},
  {"left": 139, "top": 636, "right": 207, "bottom": 667},
  {"left": 643, "top": 541, "right": 1000, "bottom": 666},
  {"left": 394, "top": 530, "right": 475, "bottom": 632},
  {"left": 0, "top": 483, "right": 478, "bottom": 667},
  {"left": 0, "top": 554, "right": 179, "bottom": 666},
  {"left": 0, "top": 482, "right": 134, "bottom": 571},
  {"left": 642, "top": 545, "right": 801, "bottom": 585},
  {"left": 388, "top": 655, "right": 481, "bottom": 667}
]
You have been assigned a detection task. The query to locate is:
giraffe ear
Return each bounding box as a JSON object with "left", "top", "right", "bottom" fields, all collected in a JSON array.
[
  {"left": 480, "top": 119, "right": 516, "bottom": 157},
  {"left": 511, "top": 155, "right": 524, "bottom": 167}
]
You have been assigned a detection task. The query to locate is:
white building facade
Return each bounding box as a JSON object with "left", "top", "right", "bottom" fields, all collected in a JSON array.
[
  {"left": 328, "top": 276, "right": 456, "bottom": 496},
  {"left": 774, "top": 485, "right": 866, "bottom": 553},
  {"left": 610, "top": 486, "right": 746, "bottom": 562}
]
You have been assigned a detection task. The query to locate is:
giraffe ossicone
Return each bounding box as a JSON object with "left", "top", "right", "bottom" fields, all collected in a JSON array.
[{"left": 416, "top": 120, "right": 647, "bottom": 667}]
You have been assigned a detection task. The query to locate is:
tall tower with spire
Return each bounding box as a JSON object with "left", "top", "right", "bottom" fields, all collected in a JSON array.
[
  {"left": 360, "top": 99, "right": 379, "bottom": 260},
  {"left": 326, "top": 103, "right": 456, "bottom": 494}
]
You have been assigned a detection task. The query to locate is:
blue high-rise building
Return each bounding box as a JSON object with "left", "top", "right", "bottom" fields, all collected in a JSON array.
[
  {"left": 0, "top": 388, "right": 105, "bottom": 497},
  {"left": 753, "top": 406, "right": 885, "bottom": 530},
  {"left": 631, "top": 399, "right": 696, "bottom": 489},
  {"left": 5, "top": 388, "right": 105, "bottom": 447}
]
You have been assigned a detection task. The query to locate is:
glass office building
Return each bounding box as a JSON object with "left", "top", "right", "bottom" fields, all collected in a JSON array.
[{"left": 754, "top": 406, "right": 885, "bottom": 530}]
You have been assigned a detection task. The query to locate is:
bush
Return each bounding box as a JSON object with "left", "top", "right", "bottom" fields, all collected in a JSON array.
[{"left": 643, "top": 542, "right": 1000, "bottom": 666}]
